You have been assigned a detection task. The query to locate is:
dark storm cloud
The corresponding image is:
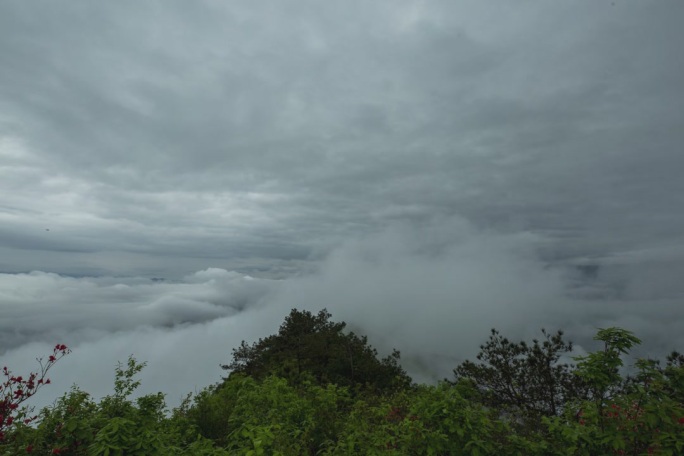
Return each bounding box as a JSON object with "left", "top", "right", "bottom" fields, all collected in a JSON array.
[
  {"left": 2, "top": 2, "right": 683, "bottom": 272},
  {"left": 2, "top": 1, "right": 680, "bottom": 274}
]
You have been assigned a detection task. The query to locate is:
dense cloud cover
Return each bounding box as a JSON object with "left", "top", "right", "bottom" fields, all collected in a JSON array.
[{"left": 1, "top": 1, "right": 683, "bottom": 408}]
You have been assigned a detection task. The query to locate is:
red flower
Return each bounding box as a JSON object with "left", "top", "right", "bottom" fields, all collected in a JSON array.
[
  {"left": 26, "top": 444, "right": 33, "bottom": 453},
  {"left": 678, "top": 417, "right": 684, "bottom": 424},
  {"left": 48, "top": 356, "right": 56, "bottom": 363}
]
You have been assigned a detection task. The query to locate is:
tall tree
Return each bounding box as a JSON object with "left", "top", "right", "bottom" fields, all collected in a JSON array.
[
  {"left": 452, "top": 328, "right": 589, "bottom": 430},
  {"left": 222, "top": 309, "right": 412, "bottom": 393}
]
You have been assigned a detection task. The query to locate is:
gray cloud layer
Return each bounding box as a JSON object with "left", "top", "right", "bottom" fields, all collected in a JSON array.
[
  {"left": 1, "top": 0, "right": 683, "bottom": 408},
  {"left": 2, "top": 1, "right": 683, "bottom": 278}
]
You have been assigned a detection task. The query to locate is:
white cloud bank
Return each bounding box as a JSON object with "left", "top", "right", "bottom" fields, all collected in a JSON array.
[{"left": 2, "top": 218, "right": 681, "bottom": 411}]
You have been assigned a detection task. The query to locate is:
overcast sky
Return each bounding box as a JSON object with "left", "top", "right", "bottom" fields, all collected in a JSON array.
[{"left": 1, "top": 0, "right": 683, "bottom": 409}]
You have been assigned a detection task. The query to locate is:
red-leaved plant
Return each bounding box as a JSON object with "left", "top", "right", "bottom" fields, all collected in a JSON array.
[{"left": 0, "top": 344, "right": 70, "bottom": 443}]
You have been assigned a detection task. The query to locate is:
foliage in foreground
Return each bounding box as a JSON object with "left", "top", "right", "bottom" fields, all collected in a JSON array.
[{"left": 1, "top": 309, "right": 683, "bottom": 455}]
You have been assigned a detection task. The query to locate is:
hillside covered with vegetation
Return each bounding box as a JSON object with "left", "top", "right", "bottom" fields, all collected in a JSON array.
[{"left": 2, "top": 309, "right": 683, "bottom": 455}]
